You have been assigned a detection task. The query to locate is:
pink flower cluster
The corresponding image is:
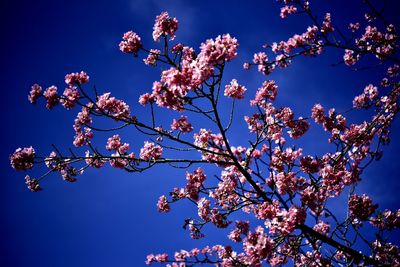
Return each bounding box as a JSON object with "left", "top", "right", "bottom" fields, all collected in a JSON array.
[
  {"left": 24, "top": 175, "right": 41, "bottom": 192},
  {"left": 28, "top": 84, "right": 42, "bottom": 104},
  {"left": 10, "top": 147, "right": 35, "bottom": 170},
  {"left": 250, "top": 80, "right": 278, "bottom": 106},
  {"left": 348, "top": 22, "right": 360, "bottom": 32},
  {"left": 280, "top": 5, "right": 297, "bottom": 19},
  {"left": 61, "top": 87, "right": 80, "bottom": 109},
  {"left": 321, "top": 13, "right": 334, "bottom": 33},
  {"left": 266, "top": 205, "right": 306, "bottom": 236},
  {"left": 197, "top": 197, "right": 211, "bottom": 221},
  {"left": 313, "top": 221, "right": 330, "bottom": 235},
  {"left": 356, "top": 24, "right": 398, "bottom": 59},
  {"left": 343, "top": 49, "right": 359, "bottom": 66},
  {"left": 348, "top": 194, "right": 377, "bottom": 222},
  {"left": 266, "top": 25, "right": 322, "bottom": 64},
  {"left": 96, "top": 92, "right": 130, "bottom": 119},
  {"left": 274, "top": 172, "right": 298, "bottom": 195},
  {"left": 209, "top": 168, "right": 240, "bottom": 209},
  {"left": 139, "top": 34, "right": 238, "bottom": 111},
  {"left": 106, "top": 134, "right": 130, "bottom": 154},
  {"left": 252, "top": 52, "right": 269, "bottom": 73},
  {"left": 242, "top": 226, "right": 274, "bottom": 266},
  {"left": 157, "top": 195, "right": 170, "bottom": 213},
  {"left": 139, "top": 141, "right": 163, "bottom": 161},
  {"left": 311, "top": 104, "right": 347, "bottom": 141},
  {"left": 119, "top": 31, "right": 142, "bottom": 54},
  {"left": 199, "top": 34, "right": 238, "bottom": 65},
  {"left": 43, "top": 86, "right": 58, "bottom": 109},
  {"left": 171, "top": 115, "right": 193, "bottom": 133},
  {"left": 143, "top": 49, "right": 161, "bottom": 66},
  {"left": 85, "top": 151, "right": 106, "bottom": 168},
  {"left": 372, "top": 241, "right": 400, "bottom": 266},
  {"left": 64, "top": 71, "right": 89, "bottom": 85},
  {"left": 320, "top": 160, "right": 359, "bottom": 196},
  {"left": 370, "top": 209, "right": 400, "bottom": 230},
  {"left": 192, "top": 128, "right": 231, "bottom": 163},
  {"left": 73, "top": 104, "right": 93, "bottom": 147},
  {"left": 300, "top": 155, "right": 322, "bottom": 173},
  {"left": 301, "top": 185, "right": 328, "bottom": 215},
  {"left": 145, "top": 253, "right": 168, "bottom": 265},
  {"left": 224, "top": 79, "right": 246, "bottom": 99},
  {"left": 228, "top": 220, "right": 249, "bottom": 242},
  {"left": 152, "top": 12, "right": 178, "bottom": 41},
  {"left": 186, "top": 168, "right": 206, "bottom": 201},
  {"left": 353, "top": 84, "right": 379, "bottom": 109}
]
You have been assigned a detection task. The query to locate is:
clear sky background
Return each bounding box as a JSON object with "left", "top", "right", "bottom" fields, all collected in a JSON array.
[{"left": 1, "top": 0, "right": 399, "bottom": 266}]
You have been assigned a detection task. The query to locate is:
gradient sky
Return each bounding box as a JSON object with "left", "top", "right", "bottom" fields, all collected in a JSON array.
[{"left": 1, "top": 0, "right": 399, "bottom": 266}]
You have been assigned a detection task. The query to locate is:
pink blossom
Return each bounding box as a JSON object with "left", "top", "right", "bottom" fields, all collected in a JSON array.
[
  {"left": 106, "top": 135, "right": 130, "bottom": 154},
  {"left": 253, "top": 52, "right": 267, "bottom": 65},
  {"left": 109, "top": 153, "right": 130, "bottom": 169},
  {"left": 287, "top": 118, "right": 310, "bottom": 139},
  {"left": 28, "top": 84, "right": 42, "bottom": 104},
  {"left": 186, "top": 168, "right": 206, "bottom": 201},
  {"left": 313, "top": 221, "right": 330, "bottom": 235},
  {"left": 138, "top": 93, "right": 154, "bottom": 106},
  {"left": 43, "top": 85, "right": 58, "bottom": 109},
  {"left": 96, "top": 92, "right": 130, "bottom": 119},
  {"left": 161, "top": 67, "right": 192, "bottom": 97},
  {"left": 251, "top": 80, "right": 278, "bottom": 106},
  {"left": 275, "top": 54, "right": 291, "bottom": 68},
  {"left": 387, "top": 64, "right": 399, "bottom": 77},
  {"left": 198, "top": 34, "right": 239, "bottom": 65},
  {"left": 349, "top": 22, "right": 360, "bottom": 32},
  {"left": 321, "top": 13, "right": 334, "bottom": 33},
  {"left": 280, "top": 5, "right": 297, "bottom": 19},
  {"left": 372, "top": 241, "right": 400, "bottom": 266},
  {"left": 274, "top": 172, "right": 298, "bottom": 195},
  {"left": 143, "top": 49, "right": 161, "bottom": 66},
  {"left": 266, "top": 205, "right": 306, "bottom": 236},
  {"left": 171, "top": 43, "right": 183, "bottom": 53},
  {"left": 157, "top": 195, "right": 170, "bottom": 212},
  {"left": 64, "top": 71, "right": 89, "bottom": 85},
  {"left": 370, "top": 209, "right": 400, "bottom": 230},
  {"left": 119, "top": 31, "right": 142, "bottom": 54},
  {"left": 59, "top": 164, "right": 78, "bottom": 182},
  {"left": 152, "top": 12, "right": 179, "bottom": 41},
  {"left": 61, "top": 87, "right": 80, "bottom": 109},
  {"left": 145, "top": 254, "right": 155, "bottom": 265},
  {"left": 243, "top": 63, "right": 250, "bottom": 69},
  {"left": 228, "top": 220, "right": 249, "bottom": 242},
  {"left": 209, "top": 168, "right": 240, "bottom": 209},
  {"left": 224, "top": 79, "right": 246, "bottom": 99},
  {"left": 311, "top": 103, "right": 325, "bottom": 124},
  {"left": 171, "top": 115, "right": 193, "bottom": 133},
  {"left": 10, "top": 147, "right": 35, "bottom": 170},
  {"left": 84, "top": 151, "right": 106, "bottom": 168},
  {"left": 24, "top": 175, "right": 41, "bottom": 192},
  {"left": 343, "top": 49, "right": 358, "bottom": 66},
  {"left": 243, "top": 226, "right": 274, "bottom": 265},
  {"left": 210, "top": 208, "right": 230, "bottom": 228},
  {"left": 197, "top": 198, "right": 211, "bottom": 221},
  {"left": 275, "top": 107, "right": 294, "bottom": 123},
  {"left": 300, "top": 155, "right": 321, "bottom": 173},
  {"left": 301, "top": 186, "right": 328, "bottom": 215},
  {"left": 45, "top": 151, "right": 58, "bottom": 170},
  {"left": 140, "top": 141, "right": 163, "bottom": 161},
  {"left": 73, "top": 127, "right": 93, "bottom": 147},
  {"left": 348, "top": 194, "right": 377, "bottom": 222}
]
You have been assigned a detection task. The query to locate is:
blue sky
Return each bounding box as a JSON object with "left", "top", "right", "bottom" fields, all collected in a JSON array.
[{"left": 1, "top": 0, "right": 399, "bottom": 266}]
